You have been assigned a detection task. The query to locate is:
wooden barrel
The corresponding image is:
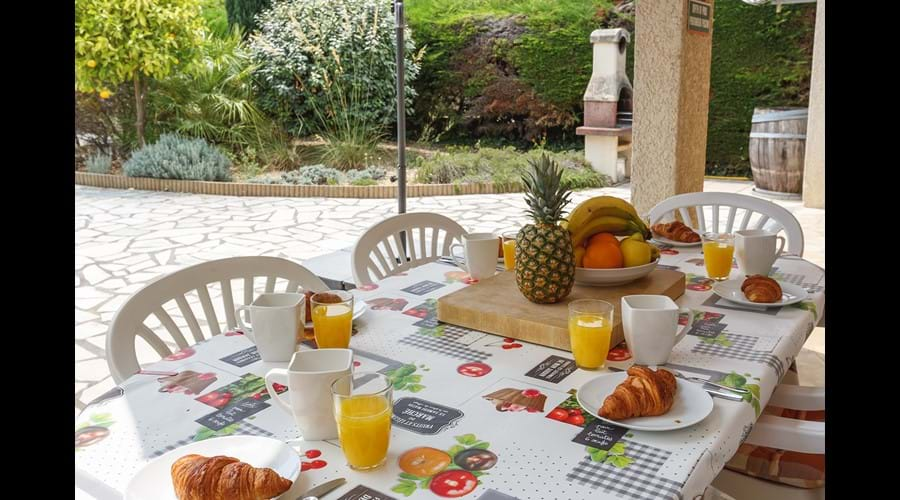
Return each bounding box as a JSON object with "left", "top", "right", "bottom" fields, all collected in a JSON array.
[{"left": 749, "top": 107, "right": 807, "bottom": 194}]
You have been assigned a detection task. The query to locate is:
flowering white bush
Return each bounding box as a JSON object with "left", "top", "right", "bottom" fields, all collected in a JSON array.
[{"left": 250, "top": 0, "right": 421, "bottom": 135}]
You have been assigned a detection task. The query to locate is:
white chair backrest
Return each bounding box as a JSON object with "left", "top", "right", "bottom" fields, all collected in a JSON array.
[
  {"left": 745, "top": 384, "right": 824, "bottom": 454},
  {"left": 648, "top": 192, "right": 804, "bottom": 256},
  {"left": 351, "top": 212, "right": 466, "bottom": 286},
  {"left": 106, "top": 256, "right": 328, "bottom": 382}
]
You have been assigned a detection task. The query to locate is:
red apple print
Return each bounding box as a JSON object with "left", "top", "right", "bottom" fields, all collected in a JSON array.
[
  {"left": 462, "top": 277, "right": 478, "bottom": 285},
  {"left": 510, "top": 343, "right": 523, "bottom": 349},
  {"left": 660, "top": 249, "right": 679, "bottom": 255},
  {"left": 353, "top": 361, "right": 361, "bottom": 367},
  {"left": 548, "top": 408, "right": 569, "bottom": 421},
  {"left": 252, "top": 393, "right": 262, "bottom": 400},
  {"left": 305, "top": 449, "right": 321, "bottom": 459},
  {"left": 430, "top": 470, "right": 478, "bottom": 498},
  {"left": 457, "top": 362, "right": 492, "bottom": 378},
  {"left": 504, "top": 338, "right": 515, "bottom": 343},
  {"left": 301, "top": 462, "right": 313, "bottom": 472},
  {"left": 358, "top": 284, "right": 379, "bottom": 291},
  {"left": 198, "top": 373, "right": 216, "bottom": 380},
  {"left": 272, "top": 383, "right": 287, "bottom": 392},
  {"left": 309, "top": 460, "right": 327, "bottom": 469},
  {"left": 521, "top": 389, "right": 541, "bottom": 398},
  {"left": 164, "top": 348, "right": 195, "bottom": 361},
  {"left": 501, "top": 344, "right": 513, "bottom": 350},
  {"left": 687, "top": 284, "right": 712, "bottom": 292},
  {"left": 566, "top": 414, "right": 586, "bottom": 426},
  {"left": 607, "top": 347, "right": 631, "bottom": 361},
  {"left": 568, "top": 408, "right": 582, "bottom": 415}
]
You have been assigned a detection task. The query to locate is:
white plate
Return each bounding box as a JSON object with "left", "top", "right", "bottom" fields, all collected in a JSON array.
[
  {"left": 577, "top": 371, "right": 714, "bottom": 431},
  {"left": 125, "top": 436, "right": 300, "bottom": 500},
  {"left": 305, "top": 300, "right": 367, "bottom": 327},
  {"left": 712, "top": 279, "right": 809, "bottom": 307},
  {"left": 651, "top": 234, "right": 702, "bottom": 247},
  {"left": 574, "top": 259, "right": 658, "bottom": 287}
]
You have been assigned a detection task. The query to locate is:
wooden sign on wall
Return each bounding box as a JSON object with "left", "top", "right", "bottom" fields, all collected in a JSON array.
[{"left": 688, "top": 0, "right": 712, "bottom": 34}]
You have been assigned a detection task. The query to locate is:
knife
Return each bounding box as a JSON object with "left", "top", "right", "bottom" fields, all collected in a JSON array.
[{"left": 297, "top": 477, "right": 347, "bottom": 500}]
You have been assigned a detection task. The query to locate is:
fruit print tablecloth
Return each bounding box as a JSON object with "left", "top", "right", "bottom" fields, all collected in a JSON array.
[{"left": 75, "top": 248, "right": 825, "bottom": 500}]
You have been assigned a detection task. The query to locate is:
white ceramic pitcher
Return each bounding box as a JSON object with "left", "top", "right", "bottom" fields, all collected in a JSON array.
[
  {"left": 621, "top": 295, "right": 694, "bottom": 366},
  {"left": 235, "top": 293, "right": 304, "bottom": 362},
  {"left": 264, "top": 349, "right": 353, "bottom": 441},
  {"left": 734, "top": 229, "right": 786, "bottom": 276}
]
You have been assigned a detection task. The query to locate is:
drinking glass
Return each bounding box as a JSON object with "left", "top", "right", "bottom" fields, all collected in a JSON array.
[
  {"left": 501, "top": 231, "right": 518, "bottom": 271},
  {"left": 568, "top": 299, "right": 614, "bottom": 370},
  {"left": 332, "top": 372, "right": 393, "bottom": 470},
  {"left": 701, "top": 232, "right": 735, "bottom": 281},
  {"left": 311, "top": 290, "right": 354, "bottom": 348}
]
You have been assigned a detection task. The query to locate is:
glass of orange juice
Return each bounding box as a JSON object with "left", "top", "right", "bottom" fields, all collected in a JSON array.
[
  {"left": 568, "top": 299, "right": 614, "bottom": 370},
  {"left": 501, "top": 230, "right": 518, "bottom": 271},
  {"left": 701, "top": 232, "right": 735, "bottom": 281},
  {"left": 332, "top": 372, "right": 393, "bottom": 470},
  {"left": 311, "top": 290, "right": 354, "bottom": 348}
]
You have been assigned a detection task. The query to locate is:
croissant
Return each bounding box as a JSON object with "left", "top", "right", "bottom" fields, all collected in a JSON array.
[
  {"left": 599, "top": 366, "right": 677, "bottom": 420},
  {"left": 171, "top": 454, "right": 293, "bottom": 500},
  {"left": 651, "top": 221, "right": 700, "bottom": 243},
  {"left": 741, "top": 275, "right": 782, "bottom": 303}
]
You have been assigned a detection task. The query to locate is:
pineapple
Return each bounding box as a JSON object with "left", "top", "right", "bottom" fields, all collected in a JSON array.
[{"left": 515, "top": 154, "right": 575, "bottom": 304}]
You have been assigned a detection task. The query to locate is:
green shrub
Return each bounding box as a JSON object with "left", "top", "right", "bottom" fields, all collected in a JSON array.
[
  {"left": 282, "top": 165, "right": 343, "bottom": 185},
  {"left": 414, "top": 146, "right": 606, "bottom": 189},
  {"left": 124, "top": 134, "right": 232, "bottom": 181},
  {"left": 249, "top": 0, "right": 421, "bottom": 135},
  {"left": 346, "top": 166, "right": 387, "bottom": 184},
  {"left": 150, "top": 30, "right": 288, "bottom": 167},
  {"left": 201, "top": 0, "right": 230, "bottom": 38},
  {"left": 225, "top": 0, "right": 270, "bottom": 35},
  {"left": 85, "top": 152, "right": 113, "bottom": 174}
]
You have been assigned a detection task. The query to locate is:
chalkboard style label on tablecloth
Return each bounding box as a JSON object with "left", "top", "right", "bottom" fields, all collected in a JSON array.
[
  {"left": 337, "top": 484, "right": 397, "bottom": 500},
  {"left": 195, "top": 398, "right": 270, "bottom": 430},
  {"left": 572, "top": 420, "right": 628, "bottom": 451},
  {"left": 401, "top": 281, "right": 446, "bottom": 295},
  {"left": 525, "top": 355, "right": 577, "bottom": 384},
  {"left": 392, "top": 397, "right": 464, "bottom": 435},
  {"left": 219, "top": 346, "right": 260, "bottom": 367},
  {"left": 685, "top": 320, "right": 727, "bottom": 339}
]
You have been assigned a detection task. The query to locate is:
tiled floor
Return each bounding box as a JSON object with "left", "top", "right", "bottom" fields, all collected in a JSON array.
[{"left": 74, "top": 180, "right": 825, "bottom": 414}]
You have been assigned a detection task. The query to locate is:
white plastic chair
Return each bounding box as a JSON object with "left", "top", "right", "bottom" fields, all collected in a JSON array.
[
  {"left": 711, "top": 384, "right": 825, "bottom": 500},
  {"left": 351, "top": 212, "right": 466, "bottom": 286},
  {"left": 106, "top": 256, "right": 328, "bottom": 382},
  {"left": 648, "top": 192, "right": 805, "bottom": 257}
]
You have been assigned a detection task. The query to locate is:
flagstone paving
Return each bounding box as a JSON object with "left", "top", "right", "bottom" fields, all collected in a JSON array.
[{"left": 75, "top": 180, "right": 824, "bottom": 414}]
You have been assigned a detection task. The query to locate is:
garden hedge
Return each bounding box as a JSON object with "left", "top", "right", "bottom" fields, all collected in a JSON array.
[{"left": 407, "top": 0, "right": 814, "bottom": 176}]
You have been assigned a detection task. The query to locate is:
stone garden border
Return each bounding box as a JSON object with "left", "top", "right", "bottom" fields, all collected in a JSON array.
[{"left": 74, "top": 172, "right": 522, "bottom": 198}]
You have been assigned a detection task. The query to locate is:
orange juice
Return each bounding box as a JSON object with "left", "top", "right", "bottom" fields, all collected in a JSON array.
[
  {"left": 703, "top": 241, "right": 735, "bottom": 280},
  {"left": 336, "top": 395, "right": 392, "bottom": 469},
  {"left": 502, "top": 239, "right": 516, "bottom": 270},
  {"left": 569, "top": 314, "right": 612, "bottom": 369},
  {"left": 312, "top": 304, "right": 352, "bottom": 348}
]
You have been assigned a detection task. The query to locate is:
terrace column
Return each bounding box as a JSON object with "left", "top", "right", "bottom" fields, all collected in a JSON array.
[
  {"left": 631, "top": 0, "right": 714, "bottom": 216},
  {"left": 802, "top": 0, "right": 824, "bottom": 209}
]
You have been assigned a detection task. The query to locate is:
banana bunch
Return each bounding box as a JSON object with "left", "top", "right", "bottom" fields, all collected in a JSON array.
[{"left": 564, "top": 196, "right": 652, "bottom": 248}]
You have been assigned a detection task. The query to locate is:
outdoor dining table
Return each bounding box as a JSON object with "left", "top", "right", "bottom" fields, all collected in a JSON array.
[{"left": 75, "top": 244, "right": 825, "bottom": 500}]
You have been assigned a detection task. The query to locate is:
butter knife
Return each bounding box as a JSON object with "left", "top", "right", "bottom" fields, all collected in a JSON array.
[{"left": 298, "top": 477, "right": 347, "bottom": 500}]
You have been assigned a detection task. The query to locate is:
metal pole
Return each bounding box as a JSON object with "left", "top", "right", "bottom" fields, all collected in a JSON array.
[{"left": 395, "top": 0, "right": 406, "bottom": 215}]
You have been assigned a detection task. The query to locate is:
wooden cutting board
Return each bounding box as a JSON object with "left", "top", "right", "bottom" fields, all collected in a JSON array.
[{"left": 436, "top": 270, "right": 686, "bottom": 352}]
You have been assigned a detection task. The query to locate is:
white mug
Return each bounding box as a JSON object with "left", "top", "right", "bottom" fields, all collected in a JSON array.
[
  {"left": 265, "top": 349, "right": 353, "bottom": 441},
  {"left": 450, "top": 232, "right": 499, "bottom": 280},
  {"left": 236, "top": 293, "right": 304, "bottom": 362},
  {"left": 734, "top": 229, "right": 786, "bottom": 276},
  {"left": 621, "top": 295, "right": 694, "bottom": 366}
]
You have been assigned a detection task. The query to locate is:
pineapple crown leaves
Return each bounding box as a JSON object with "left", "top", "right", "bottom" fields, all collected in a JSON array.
[{"left": 521, "top": 153, "right": 573, "bottom": 224}]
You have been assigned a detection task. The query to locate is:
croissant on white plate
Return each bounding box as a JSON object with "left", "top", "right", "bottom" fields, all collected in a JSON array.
[{"left": 171, "top": 454, "right": 292, "bottom": 500}]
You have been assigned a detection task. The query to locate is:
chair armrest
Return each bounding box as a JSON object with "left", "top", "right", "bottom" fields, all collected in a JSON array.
[
  {"left": 768, "top": 384, "right": 825, "bottom": 411},
  {"left": 745, "top": 415, "right": 824, "bottom": 454}
]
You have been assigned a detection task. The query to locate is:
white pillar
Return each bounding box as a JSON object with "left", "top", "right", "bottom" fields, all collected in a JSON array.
[{"left": 802, "top": 0, "right": 824, "bottom": 208}]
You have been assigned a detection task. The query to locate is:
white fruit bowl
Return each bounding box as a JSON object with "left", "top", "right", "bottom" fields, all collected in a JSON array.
[{"left": 574, "top": 259, "right": 658, "bottom": 287}]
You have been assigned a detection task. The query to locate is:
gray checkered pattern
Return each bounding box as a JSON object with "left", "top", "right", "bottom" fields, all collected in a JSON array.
[
  {"left": 566, "top": 440, "right": 683, "bottom": 500},
  {"left": 692, "top": 332, "right": 785, "bottom": 378},
  {"left": 399, "top": 324, "right": 491, "bottom": 362},
  {"left": 150, "top": 422, "right": 276, "bottom": 457},
  {"left": 771, "top": 270, "right": 823, "bottom": 293}
]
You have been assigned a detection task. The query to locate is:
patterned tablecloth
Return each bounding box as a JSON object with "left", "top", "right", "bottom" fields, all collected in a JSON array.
[{"left": 75, "top": 246, "right": 825, "bottom": 500}]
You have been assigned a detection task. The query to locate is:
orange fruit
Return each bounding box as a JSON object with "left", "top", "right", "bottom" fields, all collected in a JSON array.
[
  {"left": 399, "top": 447, "right": 452, "bottom": 477},
  {"left": 583, "top": 241, "right": 624, "bottom": 269},
  {"left": 588, "top": 233, "right": 619, "bottom": 247}
]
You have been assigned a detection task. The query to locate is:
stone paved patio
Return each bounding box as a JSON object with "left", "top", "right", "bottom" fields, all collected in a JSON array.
[{"left": 75, "top": 180, "right": 825, "bottom": 415}]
